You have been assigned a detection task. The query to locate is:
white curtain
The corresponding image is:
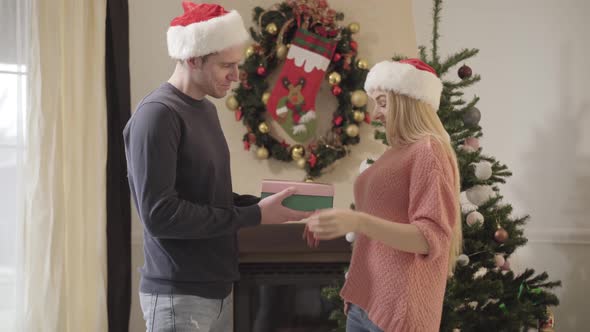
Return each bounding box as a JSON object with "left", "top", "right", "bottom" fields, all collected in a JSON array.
[{"left": 20, "top": 0, "right": 108, "bottom": 330}]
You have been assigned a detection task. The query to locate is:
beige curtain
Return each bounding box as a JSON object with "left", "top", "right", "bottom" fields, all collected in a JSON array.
[{"left": 21, "top": 0, "right": 108, "bottom": 330}]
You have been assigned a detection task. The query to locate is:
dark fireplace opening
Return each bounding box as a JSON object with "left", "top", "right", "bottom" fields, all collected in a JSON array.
[{"left": 234, "top": 262, "right": 347, "bottom": 332}]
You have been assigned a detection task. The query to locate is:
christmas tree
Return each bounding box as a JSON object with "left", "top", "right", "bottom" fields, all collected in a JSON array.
[{"left": 322, "top": 0, "right": 560, "bottom": 331}]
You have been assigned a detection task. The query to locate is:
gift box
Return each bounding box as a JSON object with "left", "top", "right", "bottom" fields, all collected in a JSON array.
[{"left": 261, "top": 179, "right": 334, "bottom": 211}]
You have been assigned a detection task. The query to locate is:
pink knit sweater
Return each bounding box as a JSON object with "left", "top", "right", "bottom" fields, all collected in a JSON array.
[{"left": 341, "top": 136, "right": 458, "bottom": 332}]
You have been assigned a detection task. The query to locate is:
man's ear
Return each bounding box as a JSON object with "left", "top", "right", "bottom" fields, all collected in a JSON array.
[{"left": 186, "top": 57, "right": 202, "bottom": 70}]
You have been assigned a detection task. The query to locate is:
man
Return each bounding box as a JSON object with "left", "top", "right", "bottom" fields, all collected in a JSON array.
[{"left": 123, "top": 2, "right": 310, "bottom": 331}]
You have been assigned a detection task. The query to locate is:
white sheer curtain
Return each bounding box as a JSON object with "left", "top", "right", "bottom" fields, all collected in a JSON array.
[{"left": 18, "top": 0, "right": 109, "bottom": 331}]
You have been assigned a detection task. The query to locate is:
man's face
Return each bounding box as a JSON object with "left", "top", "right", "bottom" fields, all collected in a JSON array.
[{"left": 192, "top": 44, "right": 244, "bottom": 98}]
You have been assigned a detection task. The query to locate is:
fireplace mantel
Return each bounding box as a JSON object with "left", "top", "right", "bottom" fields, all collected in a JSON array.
[{"left": 238, "top": 223, "right": 352, "bottom": 263}]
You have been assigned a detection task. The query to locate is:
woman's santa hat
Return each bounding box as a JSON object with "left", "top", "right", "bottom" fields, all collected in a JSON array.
[
  {"left": 167, "top": 2, "right": 250, "bottom": 60},
  {"left": 364, "top": 58, "right": 443, "bottom": 111}
]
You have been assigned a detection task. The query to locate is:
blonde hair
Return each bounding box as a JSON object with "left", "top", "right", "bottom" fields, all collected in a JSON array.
[{"left": 384, "top": 92, "right": 463, "bottom": 274}]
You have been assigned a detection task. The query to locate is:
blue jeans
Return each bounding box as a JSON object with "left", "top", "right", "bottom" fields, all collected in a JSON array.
[
  {"left": 346, "top": 303, "right": 384, "bottom": 332},
  {"left": 139, "top": 292, "right": 232, "bottom": 332}
]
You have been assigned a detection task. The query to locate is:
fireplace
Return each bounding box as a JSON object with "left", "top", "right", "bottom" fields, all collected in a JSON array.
[{"left": 235, "top": 224, "right": 351, "bottom": 332}]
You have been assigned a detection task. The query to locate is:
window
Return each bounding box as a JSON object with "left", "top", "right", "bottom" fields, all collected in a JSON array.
[{"left": 0, "top": 0, "right": 27, "bottom": 329}]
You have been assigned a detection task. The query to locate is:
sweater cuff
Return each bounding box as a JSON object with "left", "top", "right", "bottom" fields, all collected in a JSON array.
[{"left": 235, "top": 204, "right": 261, "bottom": 228}]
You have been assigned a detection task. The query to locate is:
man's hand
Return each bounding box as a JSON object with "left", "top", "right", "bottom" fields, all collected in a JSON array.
[{"left": 258, "top": 187, "right": 313, "bottom": 224}]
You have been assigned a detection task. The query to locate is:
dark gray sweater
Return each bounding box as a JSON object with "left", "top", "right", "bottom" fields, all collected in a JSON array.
[{"left": 123, "top": 83, "right": 261, "bottom": 299}]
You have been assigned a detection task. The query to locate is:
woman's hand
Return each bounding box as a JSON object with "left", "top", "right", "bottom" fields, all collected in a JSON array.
[{"left": 305, "top": 208, "right": 361, "bottom": 240}]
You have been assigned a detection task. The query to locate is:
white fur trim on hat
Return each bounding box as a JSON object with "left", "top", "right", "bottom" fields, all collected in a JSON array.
[
  {"left": 364, "top": 61, "right": 443, "bottom": 111},
  {"left": 167, "top": 10, "right": 250, "bottom": 60}
]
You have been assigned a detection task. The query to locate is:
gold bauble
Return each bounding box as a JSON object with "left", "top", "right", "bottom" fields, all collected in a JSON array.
[
  {"left": 353, "top": 110, "right": 365, "bottom": 123},
  {"left": 346, "top": 124, "right": 360, "bottom": 137},
  {"left": 245, "top": 46, "right": 256, "bottom": 58},
  {"left": 296, "top": 158, "right": 307, "bottom": 169},
  {"left": 348, "top": 22, "right": 360, "bottom": 34},
  {"left": 351, "top": 90, "right": 368, "bottom": 107},
  {"left": 265, "top": 23, "right": 278, "bottom": 35},
  {"left": 276, "top": 44, "right": 289, "bottom": 60},
  {"left": 225, "top": 95, "right": 239, "bottom": 111},
  {"left": 328, "top": 72, "right": 342, "bottom": 86},
  {"left": 262, "top": 92, "right": 271, "bottom": 104},
  {"left": 256, "top": 147, "right": 269, "bottom": 159},
  {"left": 357, "top": 58, "right": 369, "bottom": 70},
  {"left": 290, "top": 145, "right": 305, "bottom": 161},
  {"left": 258, "top": 122, "right": 270, "bottom": 134},
  {"left": 304, "top": 177, "right": 314, "bottom": 183}
]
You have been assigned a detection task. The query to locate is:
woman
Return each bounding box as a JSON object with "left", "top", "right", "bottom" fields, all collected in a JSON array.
[{"left": 304, "top": 58, "right": 462, "bottom": 331}]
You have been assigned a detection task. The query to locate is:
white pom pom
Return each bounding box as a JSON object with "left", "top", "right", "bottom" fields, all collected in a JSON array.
[
  {"left": 473, "top": 161, "right": 493, "bottom": 180},
  {"left": 345, "top": 272, "right": 349, "bottom": 279},
  {"left": 494, "top": 254, "right": 505, "bottom": 268},
  {"left": 359, "top": 158, "right": 374, "bottom": 174},
  {"left": 460, "top": 191, "right": 478, "bottom": 214},
  {"left": 459, "top": 144, "right": 477, "bottom": 153},
  {"left": 467, "top": 301, "right": 478, "bottom": 309},
  {"left": 345, "top": 232, "right": 356, "bottom": 243},
  {"left": 466, "top": 185, "right": 495, "bottom": 206},
  {"left": 466, "top": 211, "right": 484, "bottom": 226},
  {"left": 457, "top": 254, "right": 470, "bottom": 266}
]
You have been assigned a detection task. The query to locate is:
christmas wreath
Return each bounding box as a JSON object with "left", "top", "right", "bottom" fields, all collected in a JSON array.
[{"left": 225, "top": 0, "right": 370, "bottom": 179}]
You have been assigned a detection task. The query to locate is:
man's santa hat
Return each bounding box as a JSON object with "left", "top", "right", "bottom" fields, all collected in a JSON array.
[
  {"left": 364, "top": 58, "right": 443, "bottom": 111},
  {"left": 167, "top": 2, "right": 250, "bottom": 60}
]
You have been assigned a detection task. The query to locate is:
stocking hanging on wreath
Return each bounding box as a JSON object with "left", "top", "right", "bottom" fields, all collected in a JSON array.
[{"left": 266, "top": 28, "right": 337, "bottom": 143}]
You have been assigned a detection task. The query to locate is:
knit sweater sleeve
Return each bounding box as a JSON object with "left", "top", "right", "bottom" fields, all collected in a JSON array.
[{"left": 407, "top": 142, "right": 457, "bottom": 262}]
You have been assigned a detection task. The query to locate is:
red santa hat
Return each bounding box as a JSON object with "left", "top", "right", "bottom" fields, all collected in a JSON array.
[
  {"left": 364, "top": 58, "right": 443, "bottom": 111},
  {"left": 167, "top": 2, "right": 250, "bottom": 60}
]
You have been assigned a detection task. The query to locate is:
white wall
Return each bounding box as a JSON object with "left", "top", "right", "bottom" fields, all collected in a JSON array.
[
  {"left": 128, "top": 1, "right": 417, "bottom": 331},
  {"left": 413, "top": 0, "right": 590, "bottom": 330}
]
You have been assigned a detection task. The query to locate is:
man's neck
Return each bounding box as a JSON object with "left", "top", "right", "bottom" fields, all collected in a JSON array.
[{"left": 168, "top": 64, "right": 206, "bottom": 101}]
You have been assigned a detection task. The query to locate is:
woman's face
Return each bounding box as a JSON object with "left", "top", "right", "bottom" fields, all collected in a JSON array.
[{"left": 369, "top": 90, "right": 388, "bottom": 125}]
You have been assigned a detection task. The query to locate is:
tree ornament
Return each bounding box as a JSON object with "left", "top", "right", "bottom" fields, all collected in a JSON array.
[
  {"left": 501, "top": 260, "right": 511, "bottom": 271},
  {"left": 473, "top": 161, "right": 493, "bottom": 180},
  {"left": 265, "top": 22, "right": 278, "bottom": 35},
  {"left": 348, "top": 22, "right": 360, "bottom": 34},
  {"left": 256, "top": 146, "right": 269, "bottom": 159},
  {"left": 257, "top": 66, "right": 267, "bottom": 76},
  {"left": 466, "top": 185, "right": 495, "bottom": 206},
  {"left": 290, "top": 144, "right": 305, "bottom": 160},
  {"left": 258, "top": 122, "right": 270, "bottom": 134},
  {"left": 494, "top": 227, "right": 509, "bottom": 243},
  {"left": 296, "top": 158, "right": 307, "bottom": 169},
  {"left": 245, "top": 45, "right": 256, "bottom": 58},
  {"left": 466, "top": 211, "right": 484, "bottom": 226},
  {"left": 465, "top": 137, "right": 480, "bottom": 150},
  {"left": 350, "top": 40, "right": 358, "bottom": 51},
  {"left": 458, "top": 64, "right": 472, "bottom": 80},
  {"left": 457, "top": 254, "right": 470, "bottom": 267},
  {"left": 494, "top": 254, "right": 506, "bottom": 268},
  {"left": 356, "top": 58, "right": 369, "bottom": 70},
  {"left": 353, "top": 110, "right": 365, "bottom": 123},
  {"left": 463, "top": 107, "right": 481, "bottom": 126},
  {"left": 328, "top": 72, "right": 342, "bottom": 85},
  {"left": 346, "top": 124, "right": 359, "bottom": 137},
  {"left": 276, "top": 44, "right": 288, "bottom": 60},
  {"left": 333, "top": 53, "right": 342, "bottom": 62},
  {"left": 225, "top": 95, "right": 239, "bottom": 110},
  {"left": 351, "top": 90, "right": 368, "bottom": 107},
  {"left": 539, "top": 307, "right": 555, "bottom": 331},
  {"left": 331, "top": 85, "right": 342, "bottom": 96},
  {"left": 262, "top": 92, "right": 271, "bottom": 104},
  {"left": 345, "top": 232, "right": 356, "bottom": 242}
]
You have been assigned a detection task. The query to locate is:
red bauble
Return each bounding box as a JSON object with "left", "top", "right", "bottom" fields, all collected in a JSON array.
[
  {"left": 494, "top": 228, "right": 509, "bottom": 243},
  {"left": 257, "top": 66, "right": 267, "bottom": 76},
  {"left": 247, "top": 133, "right": 256, "bottom": 143},
  {"left": 309, "top": 153, "right": 318, "bottom": 168},
  {"left": 349, "top": 41, "right": 358, "bottom": 51},
  {"left": 235, "top": 109, "right": 243, "bottom": 121},
  {"left": 331, "top": 85, "right": 342, "bottom": 96},
  {"left": 243, "top": 140, "right": 250, "bottom": 151},
  {"left": 333, "top": 53, "right": 342, "bottom": 62},
  {"left": 458, "top": 64, "right": 472, "bottom": 80},
  {"left": 333, "top": 115, "right": 343, "bottom": 126}
]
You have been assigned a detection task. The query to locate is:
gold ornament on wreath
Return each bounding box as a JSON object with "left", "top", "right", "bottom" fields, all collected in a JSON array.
[{"left": 228, "top": 0, "right": 371, "bottom": 179}]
